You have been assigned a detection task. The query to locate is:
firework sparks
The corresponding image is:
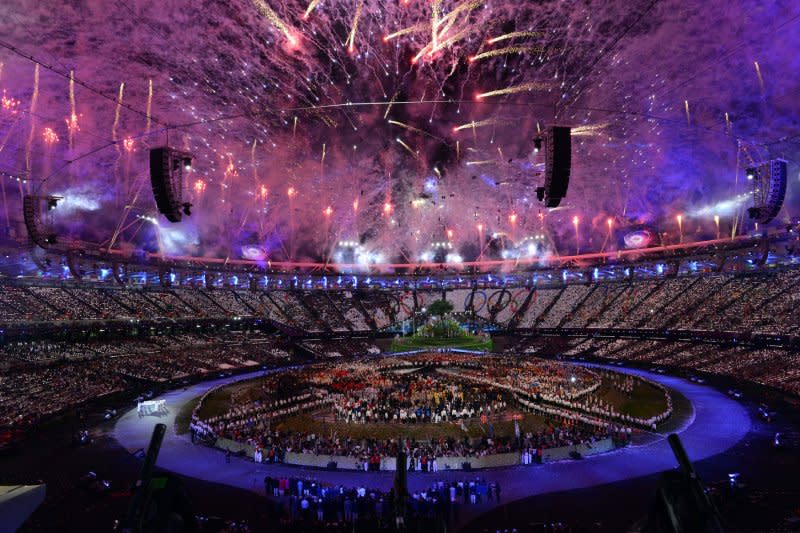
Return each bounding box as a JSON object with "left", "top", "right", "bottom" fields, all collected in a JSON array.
[
  {"left": 452, "top": 118, "right": 501, "bottom": 132},
  {"left": 25, "top": 64, "right": 39, "bottom": 180},
  {"left": 146, "top": 79, "right": 153, "bottom": 133},
  {"left": 303, "top": 0, "right": 321, "bottom": 19},
  {"left": 436, "top": 0, "right": 482, "bottom": 29},
  {"left": 42, "top": 127, "right": 59, "bottom": 145},
  {"left": 476, "top": 82, "right": 550, "bottom": 99},
  {"left": 487, "top": 30, "right": 545, "bottom": 44},
  {"left": 111, "top": 82, "right": 124, "bottom": 142},
  {"left": 383, "top": 23, "right": 428, "bottom": 42},
  {"left": 252, "top": 0, "right": 298, "bottom": 46},
  {"left": 395, "top": 137, "right": 415, "bottom": 156},
  {"left": 388, "top": 119, "right": 440, "bottom": 140},
  {"left": 345, "top": 0, "right": 363, "bottom": 53},
  {"left": 571, "top": 123, "right": 608, "bottom": 136},
  {"left": 1, "top": 91, "right": 20, "bottom": 114},
  {"left": 469, "top": 46, "right": 545, "bottom": 63},
  {"left": 754, "top": 60, "right": 764, "bottom": 93},
  {"left": 68, "top": 69, "right": 77, "bottom": 148}
]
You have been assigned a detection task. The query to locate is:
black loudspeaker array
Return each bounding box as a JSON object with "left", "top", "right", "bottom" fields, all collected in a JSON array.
[
  {"left": 541, "top": 126, "right": 572, "bottom": 208},
  {"left": 150, "top": 147, "right": 192, "bottom": 223},
  {"left": 747, "top": 159, "right": 788, "bottom": 225},
  {"left": 23, "top": 195, "right": 56, "bottom": 248}
]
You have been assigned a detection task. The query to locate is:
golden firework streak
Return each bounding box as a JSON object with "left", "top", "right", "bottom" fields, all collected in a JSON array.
[
  {"left": 252, "top": 0, "right": 296, "bottom": 43},
  {"left": 476, "top": 82, "right": 550, "bottom": 99},
  {"left": 488, "top": 30, "right": 544, "bottom": 44},
  {"left": 112, "top": 82, "right": 125, "bottom": 142},
  {"left": 346, "top": 0, "right": 363, "bottom": 51},
  {"left": 384, "top": 23, "right": 429, "bottom": 42},
  {"left": 387, "top": 119, "right": 438, "bottom": 139},
  {"left": 25, "top": 64, "right": 39, "bottom": 183},
  {"left": 303, "top": 0, "right": 321, "bottom": 19},
  {"left": 68, "top": 70, "right": 76, "bottom": 149},
  {"left": 452, "top": 118, "right": 500, "bottom": 132},
  {"left": 436, "top": 0, "right": 482, "bottom": 29},
  {"left": 470, "top": 46, "right": 544, "bottom": 62},
  {"left": 146, "top": 79, "right": 153, "bottom": 133},
  {"left": 396, "top": 137, "right": 416, "bottom": 156}
]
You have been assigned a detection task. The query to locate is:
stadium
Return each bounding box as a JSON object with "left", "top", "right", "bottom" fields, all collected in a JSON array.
[{"left": 1, "top": 0, "right": 799, "bottom": 531}]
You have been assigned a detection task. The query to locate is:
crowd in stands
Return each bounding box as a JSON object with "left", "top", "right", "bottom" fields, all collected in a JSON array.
[
  {"left": 299, "top": 338, "right": 380, "bottom": 359},
  {"left": 0, "top": 331, "right": 293, "bottom": 429},
  {"left": 3, "top": 266, "right": 800, "bottom": 431},
  {"left": 576, "top": 337, "right": 800, "bottom": 395},
  {"left": 4, "top": 268, "right": 800, "bottom": 339}
]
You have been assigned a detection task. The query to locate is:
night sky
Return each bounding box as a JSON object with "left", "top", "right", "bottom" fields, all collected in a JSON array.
[{"left": 0, "top": 0, "right": 798, "bottom": 265}]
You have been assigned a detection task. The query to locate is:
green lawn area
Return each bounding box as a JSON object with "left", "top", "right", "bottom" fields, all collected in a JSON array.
[
  {"left": 175, "top": 395, "right": 201, "bottom": 435},
  {"left": 388, "top": 335, "right": 493, "bottom": 353},
  {"left": 597, "top": 378, "right": 669, "bottom": 419},
  {"left": 187, "top": 379, "right": 258, "bottom": 428},
  {"left": 278, "top": 411, "right": 544, "bottom": 441}
]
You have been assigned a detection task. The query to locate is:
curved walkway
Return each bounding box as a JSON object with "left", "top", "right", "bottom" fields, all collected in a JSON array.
[{"left": 112, "top": 363, "right": 750, "bottom": 507}]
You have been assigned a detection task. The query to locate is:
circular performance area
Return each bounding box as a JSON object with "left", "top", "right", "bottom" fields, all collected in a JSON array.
[
  {"left": 110, "top": 353, "right": 755, "bottom": 531},
  {"left": 189, "top": 354, "right": 673, "bottom": 472}
]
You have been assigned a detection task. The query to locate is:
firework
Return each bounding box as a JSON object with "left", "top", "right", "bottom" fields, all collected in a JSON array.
[
  {"left": 388, "top": 119, "right": 439, "bottom": 140},
  {"left": 571, "top": 123, "right": 608, "bottom": 136},
  {"left": 436, "top": 0, "right": 482, "bottom": 29},
  {"left": 430, "top": 28, "right": 469, "bottom": 55},
  {"left": 1, "top": 91, "right": 20, "bottom": 114},
  {"left": 395, "top": 137, "right": 415, "bottom": 156},
  {"left": 25, "top": 64, "right": 39, "bottom": 182},
  {"left": 487, "top": 30, "right": 545, "bottom": 44},
  {"left": 754, "top": 61, "right": 765, "bottom": 93},
  {"left": 112, "top": 82, "right": 125, "bottom": 142},
  {"left": 469, "top": 46, "right": 544, "bottom": 63},
  {"left": 42, "top": 127, "right": 59, "bottom": 145},
  {"left": 252, "top": 0, "right": 298, "bottom": 46},
  {"left": 303, "top": 0, "right": 321, "bottom": 20},
  {"left": 431, "top": 0, "right": 442, "bottom": 50},
  {"left": 383, "top": 23, "right": 429, "bottom": 43},
  {"left": 68, "top": 70, "right": 77, "bottom": 148},
  {"left": 146, "top": 79, "right": 153, "bottom": 133},
  {"left": 476, "top": 82, "right": 550, "bottom": 99},
  {"left": 345, "top": 0, "right": 363, "bottom": 52},
  {"left": 465, "top": 159, "right": 494, "bottom": 166}
]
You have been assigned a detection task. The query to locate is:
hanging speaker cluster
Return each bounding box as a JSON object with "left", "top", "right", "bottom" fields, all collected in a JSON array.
[
  {"left": 747, "top": 159, "right": 787, "bottom": 225},
  {"left": 23, "top": 195, "right": 59, "bottom": 248},
  {"left": 535, "top": 126, "right": 572, "bottom": 208},
  {"left": 149, "top": 147, "right": 194, "bottom": 223}
]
